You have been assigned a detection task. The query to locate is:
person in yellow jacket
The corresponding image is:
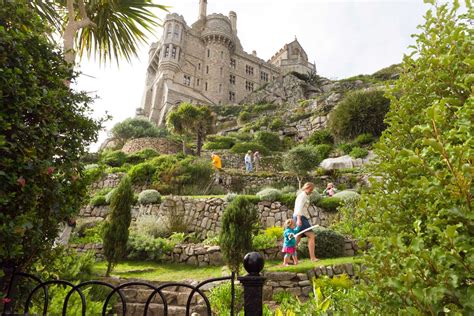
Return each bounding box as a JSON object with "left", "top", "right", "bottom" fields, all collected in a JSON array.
[{"left": 211, "top": 153, "right": 222, "bottom": 183}]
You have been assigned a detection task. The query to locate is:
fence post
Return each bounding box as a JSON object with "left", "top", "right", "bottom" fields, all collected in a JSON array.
[{"left": 238, "top": 252, "right": 266, "bottom": 316}]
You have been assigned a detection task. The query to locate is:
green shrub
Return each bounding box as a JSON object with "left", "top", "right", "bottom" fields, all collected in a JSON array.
[
  {"left": 309, "top": 191, "right": 322, "bottom": 204},
  {"left": 314, "top": 144, "right": 333, "bottom": 160},
  {"left": 349, "top": 147, "right": 369, "bottom": 159},
  {"left": 328, "top": 89, "right": 390, "bottom": 140},
  {"left": 101, "top": 150, "right": 127, "bottom": 167},
  {"left": 283, "top": 145, "right": 322, "bottom": 188},
  {"left": 297, "top": 228, "right": 345, "bottom": 258},
  {"left": 89, "top": 195, "right": 108, "bottom": 207},
  {"left": 280, "top": 186, "right": 296, "bottom": 194},
  {"left": 254, "top": 131, "right": 282, "bottom": 151},
  {"left": 264, "top": 226, "right": 284, "bottom": 240},
  {"left": 316, "top": 197, "right": 342, "bottom": 212},
  {"left": 209, "top": 282, "right": 244, "bottom": 315},
  {"left": 332, "top": 190, "right": 361, "bottom": 203},
  {"left": 203, "top": 135, "right": 237, "bottom": 150},
  {"left": 238, "top": 195, "right": 262, "bottom": 204},
  {"left": 134, "top": 215, "right": 168, "bottom": 238},
  {"left": 105, "top": 164, "right": 131, "bottom": 174},
  {"left": 230, "top": 142, "right": 270, "bottom": 155},
  {"left": 279, "top": 193, "right": 296, "bottom": 206},
  {"left": 269, "top": 118, "right": 284, "bottom": 130},
  {"left": 338, "top": 143, "right": 354, "bottom": 155},
  {"left": 225, "top": 192, "right": 238, "bottom": 202},
  {"left": 354, "top": 133, "right": 375, "bottom": 145},
  {"left": 138, "top": 189, "right": 162, "bottom": 204},
  {"left": 256, "top": 188, "right": 282, "bottom": 202},
  {"left": 237, "top": 111, "right": 251, "bottom": 124},
  {"left": 104, "top": 189, "right": 116, "bottom": 204},
  {"left": 70, "top": 222, "right": 104, "bottom": 244},
  {"left": 111, "top": 118, "right": 166, "bottom": 144},
  {"left": 227, "top": 131, "right": 253, "bottom": 142},
  {"left": 307, "top": 129, "right": 334, "bottom": 146},
  {"left": 126, "top": 149, "right": 159, "bottom": 164},
  {"left": 202, "top": 232, "right": 220, "bottom": 246},
  {"left": 126, "top": 233, "right": 174, "bottom": 261},
  {"left": 83, "top": 166, "right": 105, "bottom": 185},
  {"left": 85, "top": 163, "right": 100, "bottom": 170},
  {"left": 220, "top": 196, "right": 259, "bottom": 272},
  {"left": 252, "top": 234, "right": 277, "bottom": 250},
  {"left": 128, "top": 162, "right": 156, "bottom": 184}
]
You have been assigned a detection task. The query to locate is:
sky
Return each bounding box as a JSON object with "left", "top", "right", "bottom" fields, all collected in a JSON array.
[{"left": 75, "top": 0, "right": 429, "bottom": 151}]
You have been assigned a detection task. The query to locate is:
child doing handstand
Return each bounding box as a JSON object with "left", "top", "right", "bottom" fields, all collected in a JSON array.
[{"left": 282, "top": 218, "right": 301, "bottom": 266}]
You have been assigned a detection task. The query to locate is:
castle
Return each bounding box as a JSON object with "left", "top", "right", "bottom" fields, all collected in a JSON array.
[{"left": 139, "top": 0, "right": 316, "bottom": 125}]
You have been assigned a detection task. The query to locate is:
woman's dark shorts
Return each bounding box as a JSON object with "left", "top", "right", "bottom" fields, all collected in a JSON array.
[{"left": 293, "top": 215, "right": 312, "bottom": 237}]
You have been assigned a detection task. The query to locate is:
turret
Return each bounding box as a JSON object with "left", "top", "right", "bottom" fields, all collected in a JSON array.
[
  {"left": 199, "top": 0, "right": 207, "bottom": 20},
  {"left": 229, "top": 11, "right": 237, "bottom": 34}
]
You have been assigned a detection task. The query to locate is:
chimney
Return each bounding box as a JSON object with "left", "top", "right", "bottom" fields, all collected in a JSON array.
[
  {"left": 252, "top": 50, "right": 257, "bottom": 57},
  {"left": 229, "top": 11, "right": 237, "bottom": 34},
  {"left": 199, "top": 0, "right": 207, "bottom": 20}
]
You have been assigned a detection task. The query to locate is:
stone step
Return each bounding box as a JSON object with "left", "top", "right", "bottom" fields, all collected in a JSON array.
[
  {"left": 117, "top": 303, "right": 208, "bottom": 316},
  {"left": 121, "top": 289, "right": 203, "bottom": 306}
]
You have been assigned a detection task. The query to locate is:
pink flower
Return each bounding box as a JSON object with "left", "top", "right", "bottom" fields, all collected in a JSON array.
[
  {"left": 47, "top": 167, "right": 55, "bottom": 175},
  {"left": 17, "top": 177, "right": 26, "bottom": 188},
  {"left": 2, "top": 297, "right": 12, "bottom": 304}
]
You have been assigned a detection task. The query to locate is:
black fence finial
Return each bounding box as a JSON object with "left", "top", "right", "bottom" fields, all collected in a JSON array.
[{"left": 238, "top": 252, "right": 266, "bottom": 316}]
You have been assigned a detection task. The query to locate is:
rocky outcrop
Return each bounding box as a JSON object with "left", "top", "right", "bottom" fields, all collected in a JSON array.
[
  {"left": 122, "top": 137, "right": 181, "bottom": 154},
  {"left": 320, "top": 151, "right": 377, "bottom": 170}
]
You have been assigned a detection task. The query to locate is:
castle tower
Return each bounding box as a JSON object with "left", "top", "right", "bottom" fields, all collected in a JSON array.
[
  {"left": 199, "top": 0, "right": 207, "bottom": 20},
  {"left": 201, "top": 14, "right": 234, "bottom": 104}
]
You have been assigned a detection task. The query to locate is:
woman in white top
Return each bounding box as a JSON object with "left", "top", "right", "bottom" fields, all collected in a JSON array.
[{"left": 293, "top": 182, "right": 318, "bottom": 261}]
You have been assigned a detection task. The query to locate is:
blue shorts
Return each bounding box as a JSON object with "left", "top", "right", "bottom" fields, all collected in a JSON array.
[{"left": 293, "top": 215, "right": 311, "bottom": 236}]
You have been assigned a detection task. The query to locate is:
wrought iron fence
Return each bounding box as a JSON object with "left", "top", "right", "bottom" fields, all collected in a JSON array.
[{"left": 2, "top": 252, "right": 265, "bottom": 316}]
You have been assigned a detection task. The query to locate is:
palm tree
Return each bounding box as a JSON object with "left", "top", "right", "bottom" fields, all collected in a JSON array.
[
  {"left": 31, "top": 0, "right": 168, "bottom": 66},
  {"left": 167, "top": 103, "right": 215, "bottom": 156}
]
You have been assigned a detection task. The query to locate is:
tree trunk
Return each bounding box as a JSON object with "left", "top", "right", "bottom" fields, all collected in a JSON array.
[
  {"left": 182, "top": 140, "right": 186, "bottom": 155},
  {"left": 196, "top": 132, "right": 203, "bottom": 157},
  {"left": 105, "top": 261, "right": 113, "bottom": 277},
  {"left": 297, "top": 176, "right": 302, "bottom": 189}
]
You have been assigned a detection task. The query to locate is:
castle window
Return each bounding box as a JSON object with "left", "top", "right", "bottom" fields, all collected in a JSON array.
[
  {"left": 260, "top": 71, "right": 269, "bottom": 82},
  {"left": 198, "top": 63, "right": 201, "bottom": 70},
  {"left": 171, "top": 47, "right": 177, "bottom": 58},
  {"left": 197, "top": 79, "right": 200, "bottom": 86},
  {"left": 207, "top": 49, "right": 210, "bottom": 58},
  {"left": 164, "top": 45, "right": 169, "bottom": 57},
  {"left": 219, "top": 84, "right": 222, "bottom": 93},
  {"left": 206, "top": 66, "right": 209, "bottom": 74},
  {"left": 230, "top": 58, "right": 236, "bottom": 69},
  {"left": 229, "top": 91, "right": 235, "bottom": 102},
  {"left": 166, "top": 24, "right": 172, "bottom": 38},
  {"left": 174, "top": 24, "right": 179, "bottom": 38},
  {"left": 205, "top": 82, "right": 208, "bottom": 91},
  {"left": 246, "top": 65, "right": 254, "bottom": 76},
  {"left": 183, "top": 75, "right": 191, "bottom": 86},
  {"left": 220, "top": 67, "right": 223, "bottom": 76},
  {"left": 245, "top": 81, "right": 254, "bottom": 91},
  {"left": 229, "top": 74, "right": 235, "bottom": 85}
]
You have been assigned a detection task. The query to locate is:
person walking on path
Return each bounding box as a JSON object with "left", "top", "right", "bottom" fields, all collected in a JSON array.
[
  {"left": 244, "top": 150, "right": 253, "bottom": 172},
  {"left": 211, "top": 152, "right": 222, "bottom": 183},
  {"left": 293, "top": 182, "right": 319, "bottom": 261},
  {"left": 253, "top": 151, "right": 261, "bottom": 172},
  {"left": 282, "top": 218, "right": 301, "bottom": 266}
]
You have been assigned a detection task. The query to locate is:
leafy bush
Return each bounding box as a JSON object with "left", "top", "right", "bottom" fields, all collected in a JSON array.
[
  {"left": 202, "top": 232, "right": 220, "bottom": 246},
  {"left": 349, "top": 147, "right": 369, "bottom": 159},
  {"left": 134, "top": 215, "right": 168, "bottom": 238},
  {"left": 269, "top": 118, "right": 284, "bottom": 130},
  {"left": 314, "top": 144, "right": 333, "bottom": 160},
  {"left": 111, "top": 118, "right": 165, "bottom": 145},
  {"left": 126, "top": 233, "right": 174, "bottom": 261},
  {"left": 204, "top": 135, "right": 236, "bottom": 150},
  {"left": 208, "top": 282, "right": 244, "bottom": 315},
  {"left": 220, "top": 196, "right": 258, "bottom": 272},
  {"left": 264, "top": 226, "right": 284, "bottom": 240},
  {"left": 316, "top": 197, "right": 342, "bottom": 212},
  {"left": 307, "top": 129, "right": 334, "bottom": 146},
  {"left": 138, "top": 189, "right": 162, "bottom": 204},
  {"left": 297, "top": 228, "right": 345, "bottom": 258},
  {"left": 230, "top": 142, "right": 270, "bottom": 155},
  {"left": 309, "top": 191, "right": 322, "bottom": 204},
  {"left": 328, "top": 89, "right": 390, "bottom": 140},
  {"left": 332, "top": 190, "right": 361, "bottom": 203},
  {"left": 126, "top": 148, "right": 159, "bottom": 164},
  {"left": 338, "top": 143, "right": 354, "bottom": 155},
  {"left": 128, "top": 162, "right": 156, "bottom": 184},
  {"left": 256, "top": 188, "right": 282, "bottom": 202},
  {"left": 227, "top": 131, "right": 253, "bottom": 142},
  {"left": 70, "top": 222, "right": 104, "bottom": 244},
  {"left": 279, "top": 193, "right": 296, "bottom": 206},
  {"left": 104, "top": 189, "right": 116, "bottom": 204},
  {"left": 280, "top": 185, "right": 296, "bottom": 194},
  {"left": 354, "top": 133, "right": 375, "bottom": 145},
  {"left": 101, "top": 150, "right": 128, "bottom": 167},
  {"left": 254, "top": 131, "right": 282, "bottom": 151},
  {"left": 225, "top": 192, "right": 238, "bottom": 202},
  {"left": 89, "top": 195, "right": 108, "bottom": 207},
  {"left": 252, "top": 234, "right": 277, "bottom": 250},
  {"left": 83, "top": 165, "right": 105, "bottom": 185},
  {"left": 237, "top": 110, "right": 251, "bottom": 124}
]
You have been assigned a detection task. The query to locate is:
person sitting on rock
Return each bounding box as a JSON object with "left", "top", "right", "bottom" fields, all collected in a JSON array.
[{"left": 323, "top": 182, "right": 337, "bottom": 197}]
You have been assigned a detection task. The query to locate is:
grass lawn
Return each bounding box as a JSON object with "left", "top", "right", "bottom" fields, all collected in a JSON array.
[{"left": 93, "top": 256, "right": 359, "bottom": 281}]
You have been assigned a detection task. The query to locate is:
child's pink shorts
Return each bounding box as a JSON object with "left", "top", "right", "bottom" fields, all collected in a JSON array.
[{"left": 282, "top": 246, "right": 296, "bottom": 255}]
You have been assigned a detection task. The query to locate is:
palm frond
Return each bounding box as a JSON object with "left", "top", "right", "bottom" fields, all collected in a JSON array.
[{"left": 76, "top": 0, "right": 169, "bottom": 65}]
